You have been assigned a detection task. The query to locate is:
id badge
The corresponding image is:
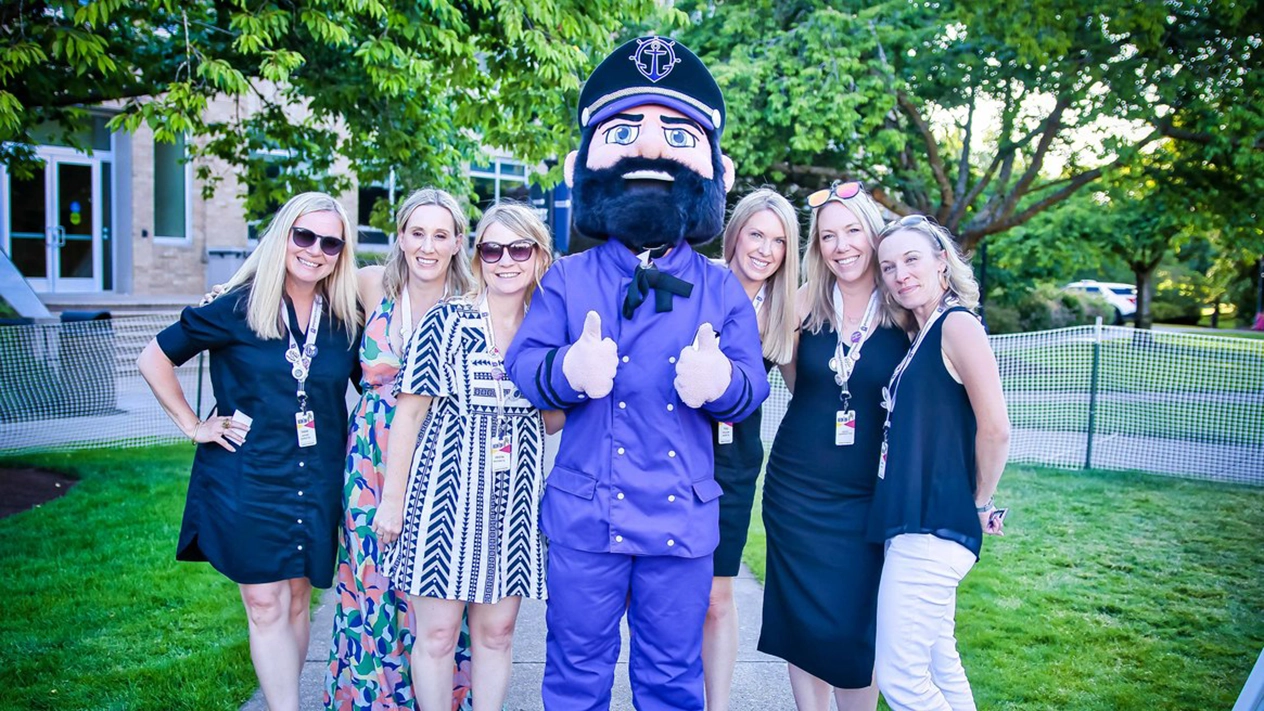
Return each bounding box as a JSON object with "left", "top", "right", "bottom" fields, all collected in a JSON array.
[
  {"left": 295, "top": 410, "right": 317, "bottom": 448},
  {"left": 877, "top": 439, "right": 888, "bottom": 480},
  {"left": 717, "top": 422, "right": 734, "bottom": 445},
  {"left": 490, "top": 437, "right": 511, "bottom": 473},
  {"left": 835, "top": 410, "right": 856, "bottom": 446}
]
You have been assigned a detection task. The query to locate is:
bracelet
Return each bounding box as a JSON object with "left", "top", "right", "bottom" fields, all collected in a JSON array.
[{"left": 976, "top": 497, "right": 995, "bottom": 513}]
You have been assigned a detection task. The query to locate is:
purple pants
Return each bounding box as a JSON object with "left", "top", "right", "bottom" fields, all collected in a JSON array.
[{"left": 542, "top": 543, "right": 713, "bottom": 710}]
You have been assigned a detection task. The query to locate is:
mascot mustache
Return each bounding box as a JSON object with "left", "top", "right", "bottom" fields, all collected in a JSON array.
[{"left": 571, "top": 155, "right": 726, "bottom": 249}]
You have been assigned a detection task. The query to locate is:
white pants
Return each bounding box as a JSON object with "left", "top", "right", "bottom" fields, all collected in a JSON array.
[{"left": 875, "top": 533, "right": 978, "bottom": 711}]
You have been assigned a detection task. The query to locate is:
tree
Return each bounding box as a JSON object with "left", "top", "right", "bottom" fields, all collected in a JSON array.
[
  {"left": 0, "top": 0, "right": 671, "bottom": 217},
  {"left": 672, "top": 0, "right": 1264, "bottom": 249}
]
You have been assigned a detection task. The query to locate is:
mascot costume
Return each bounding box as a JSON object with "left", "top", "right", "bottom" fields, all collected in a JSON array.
[{"left": 505, "top": 37, "right": 770, "bottom": 710}]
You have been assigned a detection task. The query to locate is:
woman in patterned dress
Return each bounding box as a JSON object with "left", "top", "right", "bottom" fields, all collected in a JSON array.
[
  {"left": 325, "top": 188, "right": 477, "bottom": 711},
  {"left": 375, "top": 202, "right": 560, "bottom": 711}
]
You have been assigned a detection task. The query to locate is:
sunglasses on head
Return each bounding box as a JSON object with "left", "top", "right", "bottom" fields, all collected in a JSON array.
[
  {"left": 476, "top": 240, "right": 537, "bottom": 264},
  {"left": 291, "top": 226, "right": 346, "bottom": 256},
  {"left": 807, "top": 181, "right": 864, "bottom": 209},
  {"left": 882, "top": 213, "right": 948, "bottom": 249}
]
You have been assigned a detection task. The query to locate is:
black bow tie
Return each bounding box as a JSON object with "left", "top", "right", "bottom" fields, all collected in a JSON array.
[{"left": 623, "top": 264, "right": 694, "bottom": 319}]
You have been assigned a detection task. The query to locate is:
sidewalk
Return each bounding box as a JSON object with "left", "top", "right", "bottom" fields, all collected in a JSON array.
[{"left": 241, "top": 565, "right": 795, "bottom": 710}]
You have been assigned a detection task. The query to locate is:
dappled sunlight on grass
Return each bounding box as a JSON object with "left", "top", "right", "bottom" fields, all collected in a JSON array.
[{"left": 744, "top": 464, "right": 1264, "bottom": 710}]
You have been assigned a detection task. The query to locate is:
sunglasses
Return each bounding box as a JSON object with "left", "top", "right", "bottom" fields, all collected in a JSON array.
[
  {"left": 881, "top": 213, "right": 948, "bottom": 249},
  {"left": 476, "top": 240, "right": 537, "bottom": 264},
  {"left": 291, "top": 226, "right": 346, "bottom": 256},
  {"left": 807, "top": 181, "right": 864, "bottom": 209}
]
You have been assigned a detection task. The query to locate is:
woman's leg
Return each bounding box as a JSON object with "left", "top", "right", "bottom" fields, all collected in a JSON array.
[
  {"left": 467, "top": 596, "right": 523, "bottom": 711},
  {"left": 287, "top": 578, "right": 313, "bottom": 671},
  {"left": 703, "top": 576, "right": 738, "bottom": 711},
  {"left": 874, "top": 534, "right": 975, "bottom": 711},
  {"left": 240, "top": 579, "right": 304, "bottom": 711},
  {"left": 787, "top": 664, "right": 832, "bottom": 711},
  {"left": 410, "top": 596, "right": 467, "bottom": 711},
  {"left": 928, "top": 548, "right": 977, "bottom": 710}
]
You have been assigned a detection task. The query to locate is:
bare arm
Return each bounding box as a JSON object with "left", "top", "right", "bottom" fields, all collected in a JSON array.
[
  {"left": 136, "top": 340, "right": 247, "bottom": 451},
  {"left": 542, "top": 409, "right": 566, "bottom": 435},
  {"left": 941, "top": 312, "right": 1010, "bottom": 532},
  {"left": 779, "top": 284, "right": 812, "bottom": 394},
  {"left": 358, "top": 265, "right": 386, "bottom": 310},
  {"left": 373, "top": 391, "right": 432, "bottom": 545}
]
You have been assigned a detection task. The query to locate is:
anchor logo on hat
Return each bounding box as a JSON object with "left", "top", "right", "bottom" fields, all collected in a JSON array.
[{"left": 630, "top": 37, "right": 680, "bottom": 83}]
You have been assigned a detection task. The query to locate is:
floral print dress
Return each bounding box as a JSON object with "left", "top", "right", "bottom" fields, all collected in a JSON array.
[{"left": 325, "top": 296, "right": 475, "bottom": 711}]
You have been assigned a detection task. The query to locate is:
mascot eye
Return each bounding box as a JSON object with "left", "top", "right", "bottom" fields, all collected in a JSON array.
[
  {"left": 663, "top": 128, "right": 697, "bottom": 148},
  {"left": 604, "top": 125, "right": 640, "bottom": 145}
]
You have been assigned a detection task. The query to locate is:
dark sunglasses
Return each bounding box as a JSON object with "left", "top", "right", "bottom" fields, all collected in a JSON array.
[
  {"left": 291, "top": 226, "right": 346, "bottom": 256},
  {"left": 807, "top": 181, "right": 864, "bottom": 209},
  {"left": 476, "top": 240, "right": 537, "bottom": 264},
  {"left": 881, "top": 213, "right": 948, "bottom": 249}
]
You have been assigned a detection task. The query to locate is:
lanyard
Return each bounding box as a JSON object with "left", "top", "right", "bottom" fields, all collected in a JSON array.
[
  {"left": 284, "top": 295, "right": 324, "bottom": 411},
  {"left": 399, "top": 286, "right": 414, "bottom": 347},
  {"left": 829, "top": 288, "right": 880, "bottom": 408},
  {"left": 751, "top": 284, "right": 767, "bottom": 317},
  {"left": 479, "top": 291, "right": 510, "bottom": 439},
  {"left": 880, "top": 297, "right": 956, "bottom": 419}
]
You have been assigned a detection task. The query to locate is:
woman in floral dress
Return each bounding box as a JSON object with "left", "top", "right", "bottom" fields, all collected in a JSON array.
[{"left": 325, "top": 188, "right": 476, "bottom": 711}]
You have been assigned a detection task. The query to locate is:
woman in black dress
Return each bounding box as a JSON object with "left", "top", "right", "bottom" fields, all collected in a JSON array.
[
  {"left": 869, "top": 216, "right": 1009, "bottom": 710},
  {"left": 759, "top": 182, "right": 907, "bottom": 711},
  {"left": 138, "top": 192, "right": 361, "bottom": 711},
  {"left": 704, "top": 188, "right": 800, "bottom": 711}
]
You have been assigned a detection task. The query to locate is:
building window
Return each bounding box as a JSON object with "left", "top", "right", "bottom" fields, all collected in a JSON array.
[
  {"left": 469, "top": 159, "right": 531, "bottom": 233},
  {"left": 154, "top": 134, "right": 189, "bottom": 241}
]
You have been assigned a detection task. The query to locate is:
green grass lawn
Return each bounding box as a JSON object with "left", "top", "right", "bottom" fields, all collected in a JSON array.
[
  {"left": 743, "top": 464, "right": 1264, "bottom": 710},
  {"left": 0, "top": 446, "right": 257, "bottom": 711}
]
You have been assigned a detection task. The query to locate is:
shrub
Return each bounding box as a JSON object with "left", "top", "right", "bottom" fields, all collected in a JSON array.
[
  {"left": 986, "top": 285, "right": 1114, "bottom": 334},
  {"left": 1151, "top": 284, "right": 1203, "bottom": 325}
]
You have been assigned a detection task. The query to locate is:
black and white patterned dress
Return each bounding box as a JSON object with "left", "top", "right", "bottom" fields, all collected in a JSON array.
[{"left": 385, "top": 299, "right": 547, "bottom": 603}]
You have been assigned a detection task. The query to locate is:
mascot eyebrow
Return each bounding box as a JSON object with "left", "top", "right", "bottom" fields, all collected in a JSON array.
[{"left": 602, "top": 112, "right": 703, "bottom": 132}]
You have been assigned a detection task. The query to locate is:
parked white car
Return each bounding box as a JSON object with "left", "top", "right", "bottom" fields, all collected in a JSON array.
[{"left": 1064, "top": 280, "right": 1137, "bottom": 324}]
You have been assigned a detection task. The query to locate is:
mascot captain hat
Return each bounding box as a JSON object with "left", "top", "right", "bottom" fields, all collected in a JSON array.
[{"left": 578, "top": 36, "right": 726, "bottom": 134}]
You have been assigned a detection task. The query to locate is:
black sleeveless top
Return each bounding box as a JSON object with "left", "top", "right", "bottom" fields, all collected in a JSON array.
[{"left": 867, "top": 306, "right": 983, "bottom": 558}]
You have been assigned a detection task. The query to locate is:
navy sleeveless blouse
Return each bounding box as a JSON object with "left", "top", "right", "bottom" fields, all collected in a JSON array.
[{"left": 866, "top": 306, "right": 983, "bottom": 558}]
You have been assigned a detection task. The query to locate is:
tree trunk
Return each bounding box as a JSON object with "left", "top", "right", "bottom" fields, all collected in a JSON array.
[
  {"left": 1210, "top": 300, "right": 1220, "bottom": 328},
  {"left": 1134, "top": 264, "right": 1157, "bottom": 330}
]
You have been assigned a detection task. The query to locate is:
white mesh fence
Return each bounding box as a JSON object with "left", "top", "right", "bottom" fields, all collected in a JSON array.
[
  {"left": 760, "top": 323, "right": 1264, "bottom": 485},
  {"left": 0, "top": 313, "right": 210, "bottom": 454},
  {"left": 2, "top": 317, "right": 1261, "bottom": 484}
]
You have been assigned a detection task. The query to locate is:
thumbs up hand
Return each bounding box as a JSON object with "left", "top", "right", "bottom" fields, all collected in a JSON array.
[
  {"left": 674, "top": 323, "right": 732, "bottom": 408},
  {"left": 562, "top": 311, "right": 619, "bottom": 399}
]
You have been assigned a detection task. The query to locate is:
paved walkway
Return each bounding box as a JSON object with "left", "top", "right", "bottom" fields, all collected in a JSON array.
[{"left": 241, "top": 565, "right": 796, "bottom": 710}]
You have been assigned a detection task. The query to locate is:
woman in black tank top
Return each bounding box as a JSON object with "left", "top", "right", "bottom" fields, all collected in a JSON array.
[{"left": 868, "top": 215, "right": 1011, "bottom": 711}]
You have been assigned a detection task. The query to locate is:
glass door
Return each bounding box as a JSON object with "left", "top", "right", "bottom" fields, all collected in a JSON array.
[
  {"left": 3, "top": 155, "right": 101, "bottom": 292},
  {"left": 7, "top": 163, "right": 50, "bottom": 291},
  {"left": 50, "top": 158, "right": 100, "bottom": 292}
]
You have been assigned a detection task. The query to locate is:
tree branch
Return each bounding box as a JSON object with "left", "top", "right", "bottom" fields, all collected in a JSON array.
[
  {"left": 946, "top": 87, "right": 976, "bottom": 229},
  {"left": 897, "top": 90, "right": 954, "bottom": 214},
  {"left": 997, "top": 95, "right": 1071, "bottom": 218}
]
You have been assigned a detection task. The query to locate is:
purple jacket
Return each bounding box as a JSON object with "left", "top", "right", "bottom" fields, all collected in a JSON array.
[{"left": 505, "top": 240, "right": 769, "bottom": 558}]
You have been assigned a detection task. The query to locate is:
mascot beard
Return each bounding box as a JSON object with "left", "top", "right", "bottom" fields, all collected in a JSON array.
[{"left": 570, "top": 130, "right": 728, "bottom": 251}]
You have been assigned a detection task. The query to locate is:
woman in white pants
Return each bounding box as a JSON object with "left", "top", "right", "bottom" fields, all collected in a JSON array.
[{"left": 868, "top": 215, "right": 1011, "bottom": 710}]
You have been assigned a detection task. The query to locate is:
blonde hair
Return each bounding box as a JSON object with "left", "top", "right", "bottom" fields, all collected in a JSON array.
[
  {"left": 876, "top": 216, "right": 980, "bottom": 333},
  {"left": 722, "top": 188, "right": 800, "bottom": 365},
  {"left": 468, "top": 201, "right": 554, "bottom": 308},
  {"left": 383, "top": 188, "right": 473, "bottom": 301},
  {"left": 221, "top": 192, "right": 360, "bottom": 341},
  {"left": 802, "top": 186, "right": 893, "bottom": 334}
]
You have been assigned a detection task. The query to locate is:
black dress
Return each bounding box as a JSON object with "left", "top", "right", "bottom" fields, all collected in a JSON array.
[
  {"left": 758, "top": 323, "right": 908, "bottom": 688},
  {"left": 156, "top": 287, "right": 359, "bottom": 587},
  {"left": 712, "top": 358, "right": 775, "bottom": 577}
]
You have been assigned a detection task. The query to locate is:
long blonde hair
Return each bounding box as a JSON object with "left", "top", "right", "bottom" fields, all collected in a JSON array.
[
  {"left": 221, "top": 192, "right": 360, "bottom": 340},
  {"left": 802, "top": 186, "right": 893, "bottom": 334},
  {"left": 722, "top": 188, "right": 800, "bottom": 365},
  {"left": 467, "top": 202, "right": 554, "bottom": 308},
  {"left": 876, "top": 216, "right": 980, "bottom": 333},
  {"left": 383, "top": 188, "right": 473, "bottom": 301}
]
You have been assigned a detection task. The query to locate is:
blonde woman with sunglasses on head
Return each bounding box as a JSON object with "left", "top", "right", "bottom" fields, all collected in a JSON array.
[
  {"left": 758, "top": 182, "right": 909, "bottom": 711},
  {"left": 373, "top": 202, "right": 560, "bottom": 711},
  {"left": 138, "top": 192, "right": 361, "bottom": 711},
  {"left": 702, "top": 188, "right": 800, "bottom": 711},
  {"left": 870, "top": 215, "right": 1010, "bottom": 711}
]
